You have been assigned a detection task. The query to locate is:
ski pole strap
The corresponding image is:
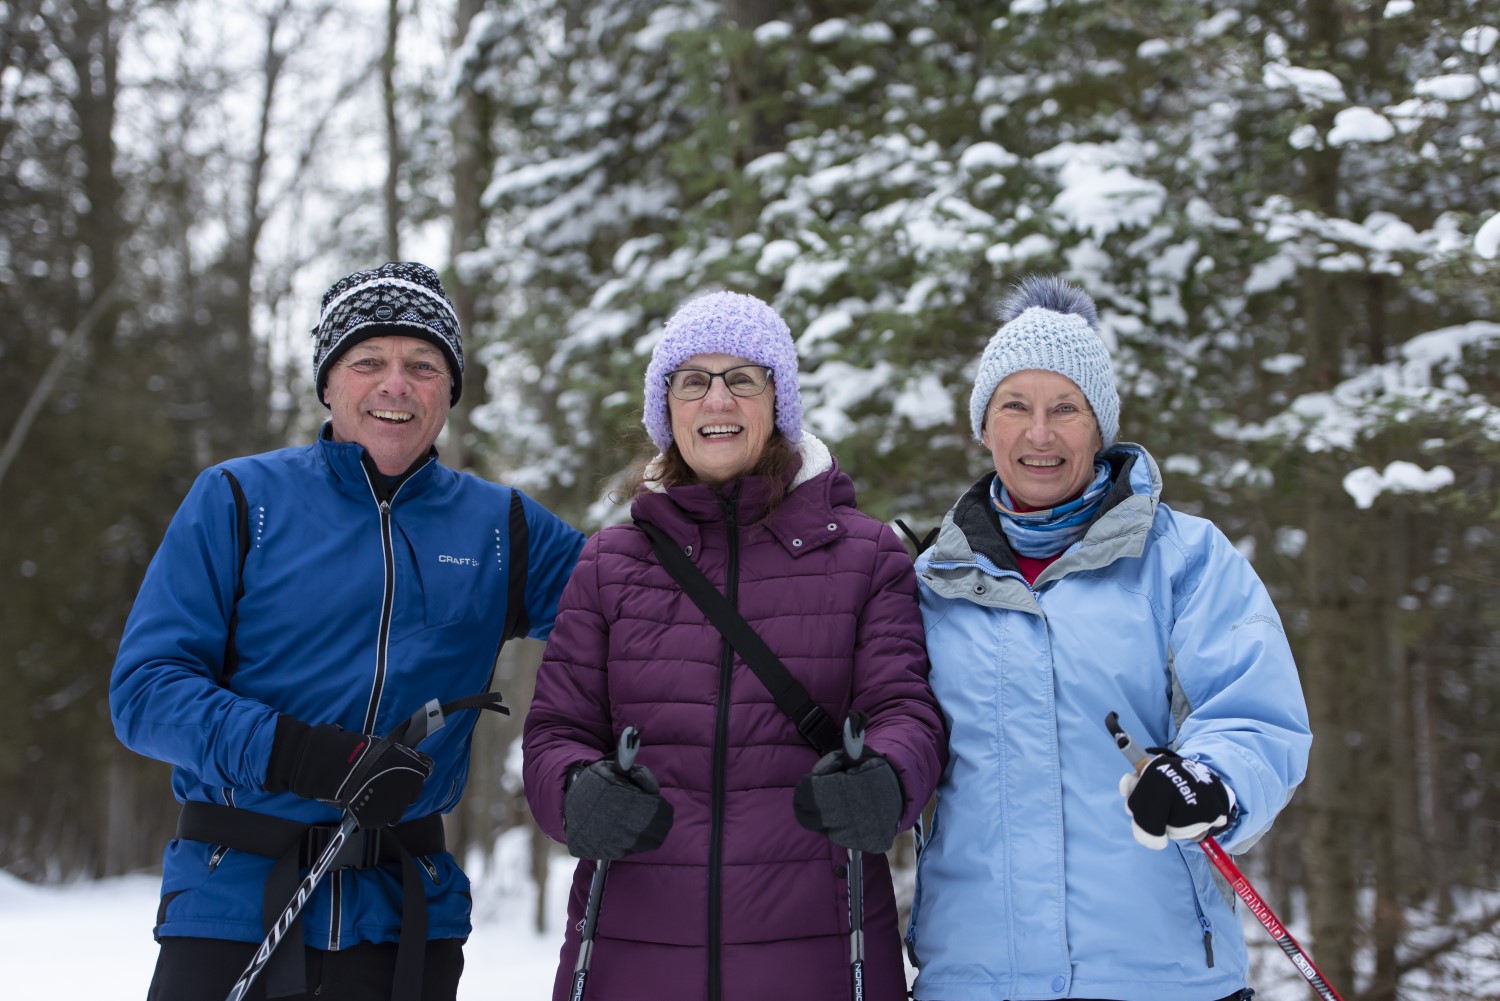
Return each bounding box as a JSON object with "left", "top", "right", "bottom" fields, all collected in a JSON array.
[
  {"left": 636, "top": 519, "right": 841, "bottom": 756},
  {"left": 177, "top": 803, "right": 446, "bottom": 1000},
  {"left": 175, "top": 803, "right": 447, "bottom": 868},
  {"left": 893, "top": 518, "right": 938, "bottom": 557},
  {"left": 438, "top": 691, "right": 511, "bottom": 716},
  {"left": 197, "top": 693, "right": 505, "bottom": 1001}
]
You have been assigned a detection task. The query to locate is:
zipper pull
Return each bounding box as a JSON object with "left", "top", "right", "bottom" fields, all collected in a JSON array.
[{"left": 1201, "top": 916, "right": 1215, "bottom": 967}]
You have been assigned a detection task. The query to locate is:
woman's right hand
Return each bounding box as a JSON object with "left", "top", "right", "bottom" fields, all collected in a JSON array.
[
  {"left": 792, "top": 749, "right": 904, "bottom": 854},
  {"left": 563, "top": 757, "right": 675, "bottom": 861}
]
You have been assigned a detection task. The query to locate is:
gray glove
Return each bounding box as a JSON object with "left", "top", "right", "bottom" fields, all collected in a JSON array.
[
  {"left": 792, "top": 749, "right": 904, "bottom": 854},
  {"left": 563, "top": 758, "right": 674, "bottom": 861}
]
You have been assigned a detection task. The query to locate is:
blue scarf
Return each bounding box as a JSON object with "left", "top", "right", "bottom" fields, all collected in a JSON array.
[{"left": 990, "top": 460, "right": 1113, "bottom": 558}]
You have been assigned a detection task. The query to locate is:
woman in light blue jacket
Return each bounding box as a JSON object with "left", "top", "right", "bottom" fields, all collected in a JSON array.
[{"left": 906, "top": 275, "right": 1312, "bottom": 1001}]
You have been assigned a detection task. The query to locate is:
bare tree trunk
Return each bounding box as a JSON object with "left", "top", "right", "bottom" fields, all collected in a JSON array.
[
  {"left": 531, "top": 822, "right": 552, "bottom": 934},
  {"left": 382, "top": 0, "right": 402, "bottom": 261},
  {"left": 1300, "top": 459, "right": 1360, "bottom": 994},
  {"left": 102, "top": 753, "right": 134, "bottom": 877},
  {"left": 1366, "top": 499, "right": 1411, "bottom": 1001},
  {"left": 1294, "top": 0, "right": 1362, "bottom": 982},
  {"left": 60, "top": 0, "right": 124, "bottom": 346},
  {"left": 53, "top": 0, "right": 126, "bottom": 880},
  {"left": 443, "top": 0, "right": 492, "bottom": 473}
]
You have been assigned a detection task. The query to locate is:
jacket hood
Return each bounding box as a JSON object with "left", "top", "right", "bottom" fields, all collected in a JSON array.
[
  {"left": 632, "top": 433, "right": 852, "bottom": 560},
  {"left": 640, "top": 431, "right": 833, "bottom": 494}
]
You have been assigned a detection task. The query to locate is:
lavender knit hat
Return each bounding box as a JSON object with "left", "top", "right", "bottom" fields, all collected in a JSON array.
[
  {"left": 968, "top": 275, "right": 1119, "bottom": 450},
  {"left": 312, "top": 262, "right": 464, "bottom": 406},
  {"left": 643, "top": 291, "right": 804, "bottom": 452}
]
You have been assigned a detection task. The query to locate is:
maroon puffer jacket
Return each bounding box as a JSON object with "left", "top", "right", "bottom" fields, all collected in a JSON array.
[{"left": 523, "top": 438, "right": 945, "bottom": 1001}]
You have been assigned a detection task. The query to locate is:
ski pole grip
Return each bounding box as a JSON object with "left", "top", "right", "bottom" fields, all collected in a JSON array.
[
  {"left": 1103, "top": 711, "right": 1151, "bottom": 774},
  {"left": 616, "top": 726, "right": 641, "bottom": 773},
  {"left": 842, "top": 711, "right": 867, "bottom": 761},
  {"left": 402, "top": 699, "right": 446, "bottom": 746}
]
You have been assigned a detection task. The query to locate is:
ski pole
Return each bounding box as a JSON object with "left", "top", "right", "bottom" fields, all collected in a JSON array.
[
  {"left": 225, "top": 699, "right": 447, "bottom": 1001},
  {"left": 842, "top": 713, "right": 868, "bottom": 1001},
  {"left": 1103, "top": 712, "right": 1345, "bottom": 1001},
  {"left": 570, "top": 725, "right": 641, "bottom": 1001}
]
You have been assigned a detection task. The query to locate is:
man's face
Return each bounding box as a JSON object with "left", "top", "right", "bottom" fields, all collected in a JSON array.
[{"left": 323, "top": 335, "right": 452, "bottom": 475}]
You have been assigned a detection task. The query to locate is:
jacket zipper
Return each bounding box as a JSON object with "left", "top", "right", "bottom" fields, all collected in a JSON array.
[
  {"left": 358, "top": 459, "right": 428, "bottom": 734},
  {"left": 1178, "top": 848, "right": 1215, "bottom": 967},
  {"left": 333, "top": 463, "right": 422, "bottom": 951},
  {"left": 707, "top": 491, "right": 740, "bottom": 1001},
  {"left": 365, "top": 497, "right": 397, "bottom": 735},
  {"left": 330, "top": 870, "right": 343, "bottom": 950}
]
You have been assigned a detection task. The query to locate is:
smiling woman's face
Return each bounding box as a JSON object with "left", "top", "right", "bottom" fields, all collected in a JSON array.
[
  {"left": 981, "top": 369, "right": 1102, "bottom": 509},
  {"left": 668, "top": 352, "right": 776, "bottom": 487}
]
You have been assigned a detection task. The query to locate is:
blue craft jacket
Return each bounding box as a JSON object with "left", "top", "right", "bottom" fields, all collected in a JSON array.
[
  {"left": 110, "top": 428, "right": 584, "bottom": 947},
  {"left": 907, "top": 444, "right": 1311, "bottom": 1001}
]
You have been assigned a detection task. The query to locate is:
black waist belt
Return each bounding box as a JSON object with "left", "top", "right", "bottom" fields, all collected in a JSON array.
[{"left": 176, "top": 801, "right": 447, "bottom": 1001}]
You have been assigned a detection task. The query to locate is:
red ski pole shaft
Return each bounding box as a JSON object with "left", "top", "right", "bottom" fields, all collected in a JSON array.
[
  {"left": 1197, "top": 837, "right": 1344, "bottom": 1001},
  {"left": 1103, "top": 712, "right": 1346, "bottom": 1001}
]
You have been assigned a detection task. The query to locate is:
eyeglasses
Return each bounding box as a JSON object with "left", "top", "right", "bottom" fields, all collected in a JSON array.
[{"left": 664, "top": 365, "right": 773, "bottom": 401}]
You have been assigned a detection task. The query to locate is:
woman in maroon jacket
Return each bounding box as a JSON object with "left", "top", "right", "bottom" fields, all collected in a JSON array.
[{"left": 523, "top": 290, "right": 945, "bottom": 1001}]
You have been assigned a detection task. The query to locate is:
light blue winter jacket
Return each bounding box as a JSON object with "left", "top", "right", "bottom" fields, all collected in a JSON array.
[
  {"left": 110, "top": 427, "right": 584, "bottom": 947},
  {"left": 907, "top": 444, "right": 1311, "bottom": 1001}
]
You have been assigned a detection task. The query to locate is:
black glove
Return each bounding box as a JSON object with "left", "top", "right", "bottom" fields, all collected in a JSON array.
[
  {"left": 1120, "top": 749, "right": 1236, "bottom": 850},
  {"left": 563, "top": 758, "right": 674, "bottom": 861},
  {"left": 264, "top": 716, "right": 433, "bottom": 830},
  {"left": 792, "top": 749, "right": 904, "bottom": 854}
]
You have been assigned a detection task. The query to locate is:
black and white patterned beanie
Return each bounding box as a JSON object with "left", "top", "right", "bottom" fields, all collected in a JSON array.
[{"left": 312, "top": 261, "right": 464, "bottom": 406}]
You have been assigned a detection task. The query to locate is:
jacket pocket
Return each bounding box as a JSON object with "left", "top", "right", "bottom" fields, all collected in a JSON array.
[
  {"left": 1175, "top": 843, "right": 1220, "bottom": 968},
  {"left": 396, "top": 527, "right": 490, "bottom": 627},
  {"left": 904, "top": 806, "right": 939, "bottom": 968}
]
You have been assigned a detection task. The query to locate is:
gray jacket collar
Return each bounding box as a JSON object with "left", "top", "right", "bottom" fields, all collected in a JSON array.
[{"left": 921, "top": 444, "right": 1161, "bottom": 603}]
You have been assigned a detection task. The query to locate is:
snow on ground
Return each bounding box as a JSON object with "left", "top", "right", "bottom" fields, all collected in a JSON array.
[
  {"left": 2, "top": 828, "right": 569, "bottom": 999},
  {"left": 2, "top": 825, "right": 1432, "bottom": 1001}
]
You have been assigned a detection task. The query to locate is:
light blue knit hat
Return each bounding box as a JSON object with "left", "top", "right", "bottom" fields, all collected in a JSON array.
[
  {"left": 643, "top": 291, "right": 804, "bottom": 452},
  {"left": 968, "top": 275, "right": 1119, "bottom": 450}
]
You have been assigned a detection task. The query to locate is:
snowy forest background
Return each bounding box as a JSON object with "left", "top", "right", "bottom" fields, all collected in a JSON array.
[{"left": 3, "top": 0, "right": 1499, "bottom": 997}]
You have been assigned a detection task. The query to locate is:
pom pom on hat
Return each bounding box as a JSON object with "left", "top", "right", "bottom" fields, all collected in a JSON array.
[
  {"left": 312, "top": 261, "right": 464, "bottom": 407},
  {"left": 643, "top": 291, "right": 804, "bottom": 452},
  {"left": 968, "top": 275, "right": 1120, "bottom": 450}
]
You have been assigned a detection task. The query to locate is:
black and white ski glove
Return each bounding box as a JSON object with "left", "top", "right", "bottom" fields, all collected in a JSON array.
[
  {"left": 264, "top": 716, "right": 433, "bottom": 830},
  {"left": 792, "top": 749, "right": 904, "bottom": 855},
  {"left": 563, "top": 758, "right": 674, "bottom": 861},
  {"left": 1120, "top": 749, "right": 1237, "bottom": 850}
]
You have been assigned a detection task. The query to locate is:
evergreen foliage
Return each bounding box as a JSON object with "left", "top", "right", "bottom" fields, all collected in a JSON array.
[
  {"left": 3, "top": 0, "right": 1497, "bottom": 993},
  {"left": 453, "top": 1, "right": 1500, "bottom": 992}
]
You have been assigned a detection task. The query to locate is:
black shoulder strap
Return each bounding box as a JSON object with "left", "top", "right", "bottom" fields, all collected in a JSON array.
[
  {"left": 221, "top": 469, "right": 252, "bottom": 685},
  {"left": 635, "top": 518, "right": 840, "bottom": 756},
  {"left": 501, "top": 489, "right": 530, "bottom": 643},
  {"left": 894, "top": 517, "right": 939, "bottom": 558}
]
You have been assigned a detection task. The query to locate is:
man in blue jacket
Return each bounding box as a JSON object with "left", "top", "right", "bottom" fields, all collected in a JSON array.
[{"left": 110, "top": 261, "right": 586, "bottom": 1001}]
